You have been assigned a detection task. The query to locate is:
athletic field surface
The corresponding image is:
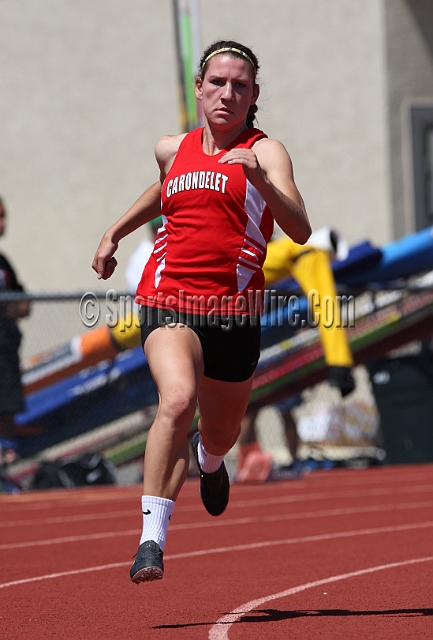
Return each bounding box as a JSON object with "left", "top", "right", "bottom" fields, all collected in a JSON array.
[{"left": 1, "top": 463, "right": 432, "bottom": 639}]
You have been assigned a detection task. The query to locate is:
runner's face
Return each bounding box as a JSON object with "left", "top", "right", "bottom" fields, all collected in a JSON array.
[{"left": 196, "top": 55, "right": 259, "bottom": 130}]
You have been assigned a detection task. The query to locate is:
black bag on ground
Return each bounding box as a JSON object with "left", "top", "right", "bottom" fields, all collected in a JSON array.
[{"left": 33, "top": 453, "right": 117, "bottom": 489}]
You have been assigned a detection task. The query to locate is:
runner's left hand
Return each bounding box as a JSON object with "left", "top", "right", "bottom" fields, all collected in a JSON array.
[{"left": 219, "top": 149, "right": 265, "bottom": 186}]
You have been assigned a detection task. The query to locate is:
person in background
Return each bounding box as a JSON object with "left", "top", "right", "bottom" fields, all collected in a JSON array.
[
  {"left": 236, "top": 228, "right": 355, "bottom": 481},
  {"left": 0, "top": 197, "right": 30, "bottom": 469},
  {"left": 236, "top": 396, "right": 301, "bottom": 482},
  {"left": 263, "top": 227, "right": 355, "bottom": 393}
]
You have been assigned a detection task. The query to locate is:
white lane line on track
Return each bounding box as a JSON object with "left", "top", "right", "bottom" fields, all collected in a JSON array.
[
  {"left": 0, "top": 529, "right": 140, "bottom": 550},
  {"left": 2, "top": 484, "right": 432, "bottom": 528},
  {"left": 2, "top": 469, "right": 431, "bottom": 512},
  {"left": 2, "top": 471, "right": 428, "bottom": 510},
  {"left": 208, "top": 555, "right": 433, "bottom": 640},
  {"left": 3, "top": 465, "right": 430, "bottom": 505},
  {"left": 232, "top": 470, "right": 433, "bottom": 492},
  {"left": 0, "top": 562, "right": 129, "bottom": 590},
  {"left": 0, "top": 509, "right": 138, "bottom": 528},
  {"left": 1, "top": 501, "right": 432, "bottom": 551},
  {"left": 0, "top": 521, "right": 432, "bottom": 590}
]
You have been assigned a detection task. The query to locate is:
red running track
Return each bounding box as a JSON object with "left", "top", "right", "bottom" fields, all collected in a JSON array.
[{"left": 0, "top": 463, "right": 432, "bottom": 639}]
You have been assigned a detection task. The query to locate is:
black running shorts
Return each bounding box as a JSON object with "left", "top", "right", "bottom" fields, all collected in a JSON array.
[{"left": 139, "top": 305, "right": 261, "bottom": 383}]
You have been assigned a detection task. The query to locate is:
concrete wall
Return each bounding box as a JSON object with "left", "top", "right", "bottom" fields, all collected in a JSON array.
[
  {"left": 1, "top": 1, "right": 177, "bottom": 294},
  {"left": 384, "top": 0, "right": 433, "bottom": 237},
  {"left": 202, "top": 0, "right": 391, "bottom": 246},
  {"left": 0, "top": 0, "right": 391, "bottom": 294}
]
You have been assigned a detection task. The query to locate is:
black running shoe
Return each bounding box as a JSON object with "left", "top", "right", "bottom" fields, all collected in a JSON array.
[
  {"left": 191, "top": 431, "right": 230, "bottom": 517},
  {"left": 130, "top": 540, "right": 164, "bottom": 583}
]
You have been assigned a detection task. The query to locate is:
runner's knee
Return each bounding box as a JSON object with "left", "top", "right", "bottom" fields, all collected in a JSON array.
[
  {"left": 159, "top": 388, "right": 197, "bottom": 427},
  {"left": 201, "top": 423, "right": 241, "bottom": 451}
]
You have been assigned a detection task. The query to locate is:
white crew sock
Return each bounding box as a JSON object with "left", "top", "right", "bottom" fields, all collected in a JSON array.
[
  {"left": 197, "top": 438, "right": 225, "bottom": 474},
  {"left": 140, "top": 495, "right": 175, "bottom": 550}
]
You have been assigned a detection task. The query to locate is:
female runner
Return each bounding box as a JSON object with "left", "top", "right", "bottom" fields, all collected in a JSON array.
[{"left": 92, "top": 39, "right": 311, "bottom": 583}]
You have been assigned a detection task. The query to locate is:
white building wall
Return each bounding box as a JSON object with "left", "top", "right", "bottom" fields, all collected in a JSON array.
[
  {"left": 384, "top": 0, "right": 433, "bottom": 237},
  {"left": 1, "top": 1, "right": 177, "bottom": 294},
  {"left": 202, "top": 0, "right": 391, "bottom": 245},
  {"left": 0, "top": 0, "right": 391, "bottom": 294}
]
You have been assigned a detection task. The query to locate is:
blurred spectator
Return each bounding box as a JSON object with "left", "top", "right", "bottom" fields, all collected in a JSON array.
[
  {"left": 264, "top": 227, "right": 355, "bottom": 392},
  {"left": 236, "top": 228, "right": 355, "bottom": 481},
  {"left": 237, "top": 396, "right": 302, "bottom": 482},
  {"left": 0, "top": 197, "right": 30, "bottom": 465}
]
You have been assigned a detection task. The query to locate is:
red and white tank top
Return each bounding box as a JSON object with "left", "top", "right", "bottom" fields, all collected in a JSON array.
[{"left": 135, "top": 127, "right": 274, "bottom": 315}]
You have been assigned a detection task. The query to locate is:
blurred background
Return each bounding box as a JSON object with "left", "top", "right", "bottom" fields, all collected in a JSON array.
[{"left": 1, "top": 0, "right": 433, "bottom": 491}]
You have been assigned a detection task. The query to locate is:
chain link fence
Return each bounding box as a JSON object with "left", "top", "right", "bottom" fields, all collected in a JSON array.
[{"left": 1, "top": 287, "right": 432, "bottom": 492}]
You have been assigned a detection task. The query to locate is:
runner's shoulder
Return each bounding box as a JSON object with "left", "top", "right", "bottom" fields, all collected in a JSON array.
[{"left": 155, "top": 133, "right": 188, "bottom": 164}]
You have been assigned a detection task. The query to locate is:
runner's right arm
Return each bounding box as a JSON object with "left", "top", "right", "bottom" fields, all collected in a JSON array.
[{"left": 92, "top": 181, "right": 162, "bottom": 280}]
